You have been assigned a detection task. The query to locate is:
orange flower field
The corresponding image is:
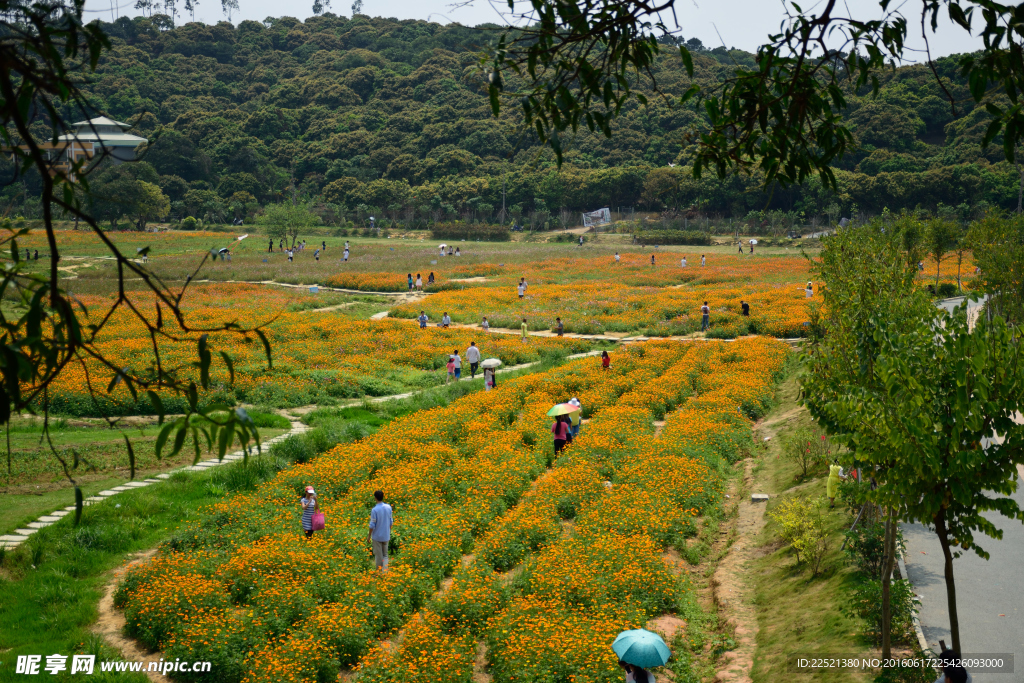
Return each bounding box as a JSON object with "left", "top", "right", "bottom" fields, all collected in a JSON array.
[
  {"left": 45, "top": 284, "right": 591, "bottom": 415},
  {"left": 113, "top": 336, "right": 789, "bottom": 682}
]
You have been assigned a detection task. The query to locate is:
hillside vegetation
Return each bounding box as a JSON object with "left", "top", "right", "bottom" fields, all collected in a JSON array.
[{"left": 8, "top": 14, "right": 1017, "bottom": 225}]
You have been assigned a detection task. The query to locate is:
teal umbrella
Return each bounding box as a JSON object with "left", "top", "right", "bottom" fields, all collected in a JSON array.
[{"left": 612, "top": 629, "right": 671, "bottom": 668}]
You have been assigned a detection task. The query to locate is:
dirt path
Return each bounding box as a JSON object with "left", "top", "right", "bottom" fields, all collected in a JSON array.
[
  {"left": 710, "top": 459, "right": 764, "bottom": 683},
  {"left": 93, "top": 548, "right": 164, "bottom": 683}
]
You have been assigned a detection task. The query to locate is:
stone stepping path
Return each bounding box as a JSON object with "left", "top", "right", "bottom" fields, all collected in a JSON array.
[{"left": 0, "top": 421, "right": 308, "bottom": 551}]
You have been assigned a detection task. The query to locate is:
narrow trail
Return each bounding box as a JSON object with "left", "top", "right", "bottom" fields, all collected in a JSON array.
[{"left": 93, "top": 548, "right": 163, "bottom": 683}]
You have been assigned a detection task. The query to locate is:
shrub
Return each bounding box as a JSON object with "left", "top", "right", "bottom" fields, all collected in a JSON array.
[
  {"left": 843, "top": 577, "right": 921, "bottom": 646},
  {"left": 430, "top": 221, "right": 510, "bottom": 241},
  {"left": 780, "top": 424, "right": 833, "bottom": 478},
  {"left": 937, "top": 282, "right": 958, "bottom": 297},
  {"left": 767, "top": 495, "right": 831, "bottom": 575},
  {"left": 844, "top": 517, "right": 905, "bottom": 579},
  {"left": 180, "top": 216, "right": 199, "bottom": 230},
  {"left": 634, "top": 229, "right": 712, "bottom": 245}
]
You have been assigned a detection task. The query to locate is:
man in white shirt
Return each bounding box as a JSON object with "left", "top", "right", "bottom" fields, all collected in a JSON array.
[
  {"left": 368, "top": 490, "right": 393, "bottom": 573},
  {"left": 442, "top": 312, "right": 451, "bottom": 328},
  {"left": 517, "top": 281, "right": 525, "bottom": 299},
  {"left": 465, "top": 342, "right": 481, "bottom": 378}
]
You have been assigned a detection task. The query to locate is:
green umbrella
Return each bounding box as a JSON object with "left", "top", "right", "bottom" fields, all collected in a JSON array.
[
  {"left": 546, "top": 403, "right": 580, "bottom": 417},
  {"left": 612, "top": 629, "right": 671, "bottom": 669}
]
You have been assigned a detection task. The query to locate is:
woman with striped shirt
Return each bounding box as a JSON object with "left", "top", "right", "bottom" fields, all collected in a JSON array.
[{"left": 300, "top": 486, "right": 317, "bottom": 538}]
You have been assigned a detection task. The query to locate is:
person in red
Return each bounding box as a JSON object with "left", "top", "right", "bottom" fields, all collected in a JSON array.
[
  {"left": 552, "top": 415, "right": 570, "bottom": 453},
  {"left": 601, "top": 350, "right": 611, "bottom": 370}
]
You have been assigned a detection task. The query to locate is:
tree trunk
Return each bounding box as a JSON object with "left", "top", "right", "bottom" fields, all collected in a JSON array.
[
  {"left": 934, "top": 509, "right": 962, "bottom": 654},
  {"left": 881, "top": 506, "right": 897, "bottom": 657}
]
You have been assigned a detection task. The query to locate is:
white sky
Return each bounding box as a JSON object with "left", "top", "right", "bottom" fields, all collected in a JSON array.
[{"left": 87, "top": 0, "right": 985, "bottom": 61}]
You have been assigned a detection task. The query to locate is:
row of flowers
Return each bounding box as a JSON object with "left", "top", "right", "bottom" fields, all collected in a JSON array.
[{"left": 113, "top": 336, "right": 788, "bottom": 682}]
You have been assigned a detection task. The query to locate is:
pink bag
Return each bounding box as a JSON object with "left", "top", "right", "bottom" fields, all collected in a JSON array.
[{"left": 311, "top": 511, "right": 326, "bottom": 531}]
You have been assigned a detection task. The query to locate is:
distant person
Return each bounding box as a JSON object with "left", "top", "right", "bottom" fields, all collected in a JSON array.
[
  {"left": 805, "top": 281, "right": 813, "bottom": 298},
  {"left": 300, "top": 486, "right": 318, "bottom": 539},
  {"left": 701, "top": 301, "right": 710, "bottom": 331},
  {"left": 343, "top": 248, "right": 349, "bottom": 262},
  {"left": 452, "top": 349, "right": 462, "bottom": 380},
  {"left": 442, "top": 312, "right": 451, "bottom": 328},
  {"left": 279, "top": 239, "right": 284, "bottom": 251},
  {"left": 428, "top": 272, "right": 435, "bottom": 286},
  {"left": 681, "top": 256, "right": 687, "bottom": 268},
  {"left": 418, "top": 310, "right": 428, "bottom": 328},
  {"left": 749, "top": 242, "right": 754, "bottom": 254},
  {"left": 827, "top": 459, "right": 845, "bottom": 508},
  {"left": 314, "top": 248, "right": 320, "bottom": 261},
  {"left": 368, "top": 490, "right": 393, "bottom": 573},
  {"left": 615, "top": 252, "right": 620, "bottom": 263},
  {"left": 556, "top": 317, "right": 564, "bottom": 336},
  {"left": 407, "top": 273, "right": 414, "bottom": 290},
  {"left": 287, "top": 249, "right": 293, "bottom": 262},
  {"left": 269, "top": 239, "right": 273, "bottom": 252},
  {"left": 522, "top": 277, "right": 529, "bottom": 293},
  {"left": 517, "top": 280, "right": 526, "bottom": 299},
  {"left": 484, "top": 366, "right": 495, "bottom": 391},
  {"left": 448, "top": 247, "right": 454, "bottom": 256},
  {"left": 466, "top": 341, "right": 481, "bottom": 378},
  {"left": 446, "top": 355, "right": 456, "bottom": 383},
  {"left": 552, "top": 414, "right": 569, "bottom": 454},
  {"left": 701, "top": 254, "right": 706, "bottom": 266},
  {"left": 302, "top": 239, "right": 307, "bottom": 251},
  {"left": 521, "top": 317, "right": 528, "bottom": 341},
  {"left": 918, "top": 261, "right": 925, "bottom": 271},
  {"left": 455, "top": 247, "right": 461, "bottom": 256},
  {"left": 415, "top": 273, "right": 423, "bottom": 290},
  {"left": 481, "top": 316, "right": 490, "bottom": 332},
  {"left": 578, "top": 235, "right": 584, "bottom": 246},
  {"left": 650, "top": 254, "right": 655, "bottom": 266},
  {"left": 321, "top": 240, "right": 326, "bottom": 251},
  {"left": 601, "top": 350, "right": 610, "bottom": 370},
  {"left": 568, "top": 397, "right": 582, "bottom": 436},
  {"left": 738, "top": 242, "right": 743, "bottom": 253},
  {"left": 741, "top": 300, "right": 750, "bottom": 316},
  {"left": 440, "top": 245, "right": 446, "bottom": 257},
  {"left": 345, "top": 240, "right": 350, "bottom": 250},
  {"left": 33, "top": 250, "right": 38, "bottom": 260}
]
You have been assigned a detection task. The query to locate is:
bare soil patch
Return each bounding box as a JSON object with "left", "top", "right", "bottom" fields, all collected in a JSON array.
[{"left": 93, "top": 548, "right": 164, "bottom": 683}]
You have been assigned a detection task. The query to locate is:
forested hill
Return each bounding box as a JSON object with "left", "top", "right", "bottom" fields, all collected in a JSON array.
[{"left": 33, "top": 14, "right": 1022, "bottom": 223}]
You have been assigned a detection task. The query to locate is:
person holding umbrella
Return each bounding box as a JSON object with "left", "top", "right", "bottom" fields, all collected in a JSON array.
[
  {"left": 481, "top": 358, "right": 501, "bottom": 390},
  {"left": 613, "top": 629, "right": 671, "bottom": 683}
]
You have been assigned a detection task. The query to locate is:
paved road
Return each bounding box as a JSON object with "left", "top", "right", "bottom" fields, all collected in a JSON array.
[{"left": 902, "top": 468, "right": 1024, "bottom": 682}]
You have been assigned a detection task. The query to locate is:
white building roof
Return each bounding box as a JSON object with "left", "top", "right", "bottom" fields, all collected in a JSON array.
[
  {"left": 59, "top": 116, "right": 146, "bottom": 147},
  {"left": 69, "top": 116, "right": 132, "bottom": 129}
]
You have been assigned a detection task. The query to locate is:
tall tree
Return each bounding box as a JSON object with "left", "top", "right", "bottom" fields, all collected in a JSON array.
[{"left": 803, "top": 222, "right": 1024, "bottom": 656}]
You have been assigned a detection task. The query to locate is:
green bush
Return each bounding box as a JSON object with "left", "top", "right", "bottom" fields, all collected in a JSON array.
[
  {"left": 430, "top": 221, "right": 511, "bottom": 241},
  {"left": 180, "top": 216, "right": 199, "bottom": 230},
  {"left": 635, "top": 229, "right": 712, "bottom": 245},
  {"left": 937, "top": 282, "right": 958, "bottom": 297},
  {"left": 843, "top": 577, "right": 920, "bottom": 647}
]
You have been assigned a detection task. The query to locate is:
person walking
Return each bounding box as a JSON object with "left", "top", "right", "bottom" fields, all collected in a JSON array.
[
  {"left": 368, "top": 490, "right": 393, "bottom": 573},
  {"left": 418, "top": 310, "right": 428, "bottom": 328},
  {"left": 650, "top": 254, "right": 655, "bottom": 266},
  {"left": 446, "top": 355, "right": 456, "bottom": 383},
  {"left": 741, "top": 300, "right": 750, "bottom": 316},
  {"left": 568, "top": 397, "right": 582, "bottom": 437},
  {"left": 556, "top": 317, "right": 564, "bottom": 336},
  {"left": 300, "top": 486, "right": 318, "bottom": 539},
  {"left": 314, "top": 248, "right": 320, "bottom": 261},
  {"left": 415, "top": 273, "right": 423, "bottom": 290},
  {"left": 552, "top": 414, "right": 569, "bottom": 454},
  {"left": 268, "top": 238, "right": 273, "bottom": 252},
  {"left": 343, "top": 247, "right": 349, "bottom": 262},
  {"left": 407, "top": 273, "right": 414, "bottom": 291},
  {"left": 601, "top": 350, "right": 611, "bottom": 370},
  {"left": 681, "top": 256, "right": 687, "bottom": 268},
  {"left": 322, "top": 240, "right": 326, "bottom": 252},
  {"left": 701, "top": 254, "right": 706, "bottom": 266},
  {"left": 521, "top": 317, "right": 529, "bottom": 341},
  {"left": 481, "top": 316, "right": 490, "bottom": 332},
  {"left": 615, "top": 252, "right": 620, "bottom": 263},
  {"left": 805, "top": 281, "right": 813, "bottom": 298},
  {"left": 700, "top": 301, "right": 710, "bottom": 331},
  {"left": 749, "top": 242, "right": 754, "bottom": 254},
  {"left": 442, "top": 312, "right": 451, "bottom": 328},
  {"left": 517, "top": 279, "right": 526, "bottom": 299},
  {"left": 452, "top": 349, "right": 462, "bottom": 380},
  {"left": 484, "top": 366, "right": 495, "bottom": 391},
  {"left": 827, "top": 459, "right": 844, "bottom": 508},
  {"left": 738, "top": 241, "right": 744, "bottom": 254},
  {"left": 465, "top": 341, "right": 481, "bottom": 378}
]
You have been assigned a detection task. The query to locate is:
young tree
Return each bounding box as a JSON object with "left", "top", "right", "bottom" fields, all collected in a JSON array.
[
  {"left": 804, "top": 223, "right": 1024, "bottom": 656},
  {"left": 256, "top": 203, "right": 322, "bottom": 247},
  {"left": 927, "top": 219, "right": 958, "bottom": 288},
  {"left": 969, "top": 213, "right": 1024, "bottom": 323}
]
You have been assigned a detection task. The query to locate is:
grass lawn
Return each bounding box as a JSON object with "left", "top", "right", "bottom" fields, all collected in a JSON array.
[{"left": 748, "top": 367, "right": 875, "bottom": 683}]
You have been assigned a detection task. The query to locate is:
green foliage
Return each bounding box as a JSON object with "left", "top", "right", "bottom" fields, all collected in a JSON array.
[
  {"left": 779, "top": 424, "right": 832, "bottom": 478},
  {"left": 256, "top": 203, "right": 322, "bottom": 245},
  {"left": 634, "top": 229, "right": 712, "bottom": 246},
  {"left": 843, "top": 518, "right": 905, "bottom": 580},
  {"left": 767, "top": 496, "right": 832, "bottom": 575},
  {"left": 970, "top": 212, "right": 1024, "bottom": 322},
  {"left": 429, "top": 222, "right": 510, "bottom": 241},
  {"left": 842, "top": 578, "right": 920, "bottom": 648}
]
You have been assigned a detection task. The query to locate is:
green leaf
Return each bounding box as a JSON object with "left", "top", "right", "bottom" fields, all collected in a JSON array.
[
  {"left": 256, "top": 329, "right": 272, "bottom": 369},
  {"left": 123, "top": 434, "right": 136, "bottom": 480}
]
